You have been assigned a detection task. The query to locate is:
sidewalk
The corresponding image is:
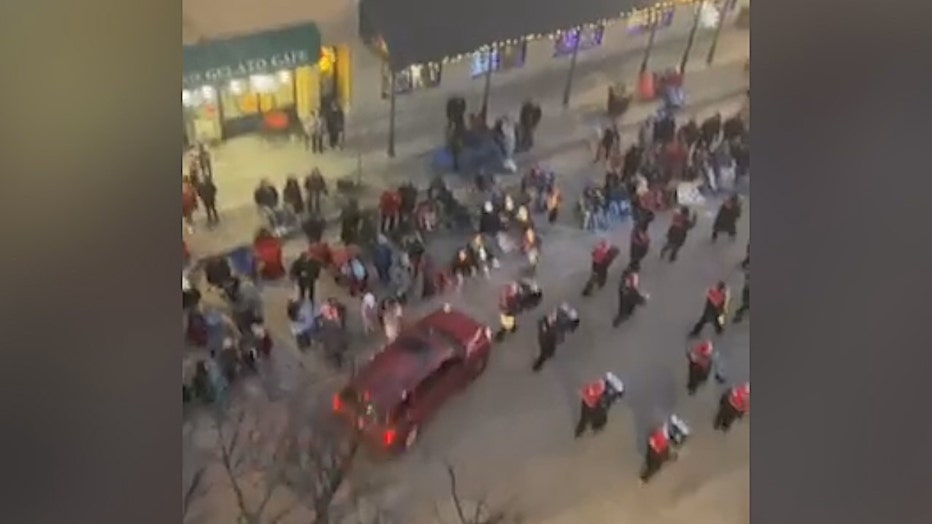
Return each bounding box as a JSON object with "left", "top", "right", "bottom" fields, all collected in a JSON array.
[{"left": 183, "top": 28, "right": 749, "bottom": 261}]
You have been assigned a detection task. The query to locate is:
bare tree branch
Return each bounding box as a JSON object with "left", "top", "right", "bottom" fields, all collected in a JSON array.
[
  {"left": 182, "top": 466, "right": 206, "bottom": 520},
  {"left": 444, "top": 463, "right": 469, "bottom": 524}
]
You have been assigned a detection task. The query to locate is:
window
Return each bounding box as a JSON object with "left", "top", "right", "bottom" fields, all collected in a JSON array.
[
  {"left": 471, "top": 42, "right": 527, "bottom": 78},
  {"left": 381, "top": 62, "right": 442, "bottom": 99},
  {"left": 218, "top": 72, "right": 295, "bottom": 120},
  {"left": 627, "top": 7, "right": 675, "bottom": 35},
  {"left": 553, "top": 26, "right": 605, "bottom": 57}
]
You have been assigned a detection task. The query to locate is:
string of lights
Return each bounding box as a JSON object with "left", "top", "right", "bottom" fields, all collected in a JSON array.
[{"left": 423, "top": 0, "right": 701, "bottom": 67}]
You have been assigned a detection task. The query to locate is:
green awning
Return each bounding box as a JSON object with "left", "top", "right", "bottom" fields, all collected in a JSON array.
[{"left": 183, "top": 22, "right": 321, "bottom": 89}]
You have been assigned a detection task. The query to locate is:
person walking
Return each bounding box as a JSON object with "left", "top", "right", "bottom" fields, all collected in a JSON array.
[
  {"left": 283, "top": 176, "right": 305, "bottom": 215},
  {"left": 714, "top": 383, "right": 750, "bottom": 431},
  {"left": 689, "top": 281, "right": 730, "bottom": 337}
]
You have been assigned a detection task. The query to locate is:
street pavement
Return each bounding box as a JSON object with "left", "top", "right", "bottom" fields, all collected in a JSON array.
[{"left": 182, "top": 28, "right": 749, "bottom": 261}]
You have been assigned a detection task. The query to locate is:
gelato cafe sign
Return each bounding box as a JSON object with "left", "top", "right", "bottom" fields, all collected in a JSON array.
[{"left": 183, "top": 49, "right": 313, "bottom": 88}]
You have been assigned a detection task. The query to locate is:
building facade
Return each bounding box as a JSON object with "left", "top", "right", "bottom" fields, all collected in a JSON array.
[{"left": 182, "top": 0, "right": 740, "bottom": 144}]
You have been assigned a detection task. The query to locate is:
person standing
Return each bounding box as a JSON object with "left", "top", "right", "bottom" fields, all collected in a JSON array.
[
  {"left": 659, "top": 206, "right": 697, "bottom": 262},
  {"left": 197, "top": 176, "right": 219, "bottom": 225},
  {"left": 305, "top": 110, "right": 325, "bottom": 153},
  {"left": 326, "top": 100, "right": 345, "bottom": 150},
  {"left": 531, "top": 312, "right": 559, "bottom": 372},
  {"left": 289, "top": 252, "right": 320, "bottom": 302},
  {"left": 594, "top": 124, "right": 619, "bottom": 164},
  {"left": 197, "top": 142, "right": 213, "bottom": 178},
  {"left": 689, "top": 281, "right": 730, "bottom": 337},
  {"left": 686, "top": 340, "right": 725, "bottom": 395},
  {"left": 612, "top": 268, "right": 648, "bottom": 327},
  {"left": 304, "top": 167, "right": 328, "bottom": 215},
  {"left": 283, "top": 176, "right": 305, "bottom": 215},
  {"left": 714, "top": 383, "right": 750, "bottom": 431}
]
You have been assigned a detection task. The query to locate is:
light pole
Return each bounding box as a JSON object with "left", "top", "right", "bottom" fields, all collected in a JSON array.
[
  {"left": 387, "top": 68, "right": 396, "bottom": 158},
  {"left": 639, "top": 12, "right": 659, "bottom": 75},
  {"left": 706, "top": 1, "right": 727, "bottom": 65},
  {"left": 480, "top": 45, "right": 495, "bottom": 121},
  {"left": 562, "top": 28, "right": 582, "bottom": 107},
  {"left": 679, "top": 2, "right": 703, "bottom": 75}
]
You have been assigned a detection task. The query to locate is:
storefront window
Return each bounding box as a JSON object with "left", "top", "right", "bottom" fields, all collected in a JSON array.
[
  {"left": 218, "top": 72, "right": 295, "bottom": 120},
  {"left": 553, "top": 26, "right": 605, "bottom": 57},
  {"left": 627, "top": 7, "right": 675, "bottom": 35},
  {"left": 471, "top": 42, "right": 527, "bottom": 78},
  {"left": 381, "top": 63, "right": 442, "bottom": 98}
]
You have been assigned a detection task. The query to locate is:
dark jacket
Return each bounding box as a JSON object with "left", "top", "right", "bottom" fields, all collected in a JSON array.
[
  {"left": 197, "top": 179, "right": 217, "bottom": 205},
  {"left": 254, "top": 185, "right": 279, "bottom": 208},
  {"left": 283, "top": 180, "right": 304, "bottom": 212}
]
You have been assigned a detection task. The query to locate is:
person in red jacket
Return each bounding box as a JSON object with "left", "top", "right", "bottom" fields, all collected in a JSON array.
[
  {"left": 379, "top": 189, "right": 402, "bottom": 233},
  {"left": 686, "top": 340, "right": 725, "bottom": 395},
  {"left": 253, "top": 229, "right": 285, "bottom": 280},
  {"left": 714, "top": 382, "right": 750, "bottom": 431},
  {"left": 640, "top": 425, "right": 672, "bottom": 483},
  {"left": 574, "top": 379, "right": 608, "bottom": 437},
  {"left": 688, "top": 281, "right": 729, "bottom": 337},
  {"left": 582, "top": 239, "right": 618, "bottom": 296}
]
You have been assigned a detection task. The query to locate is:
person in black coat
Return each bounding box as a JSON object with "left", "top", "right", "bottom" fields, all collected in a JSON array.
[
  {"left": 254, "top": 180, "right": 279, "bottom": 210},
  {"left": 678, "top": 118, "right": 701, "bottom": 148},
  {"left": 532, "top": 313, "right": 559, "bottom": 372},
  {"left": 197, "top": 176, "right": 219, "bottom": 225},
  {"left": 518, "top": 99, "right": 542, "bottom": 151},
  {"left": 283, "top": 176, "right": 305, "bottom": 215},
  {"left": 290, "top": 252, "right": 320, "bottom": 301},
  {"left": 700, "top": 112, "right": 722, "bottom": 147},
  {"left": 712, "top": 194, "right": 742, "bottom": 242},
  {"left": 325, "top": 100, "right": 344, "bottom": 149},
  {"left": 446, "top": 95, "right": 467, "bottom": 133},
  {"left": 304, "top": 168, "right": 328, "bottom": 214}
]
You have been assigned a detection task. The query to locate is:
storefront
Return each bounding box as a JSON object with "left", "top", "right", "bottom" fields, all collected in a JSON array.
[{"left": 183, "top": 22, "right": 352, "bottom": 144}]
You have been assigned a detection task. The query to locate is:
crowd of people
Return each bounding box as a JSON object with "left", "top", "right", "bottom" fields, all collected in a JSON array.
[
  {"left": 182, "top": 84, "right": 751, "bottom": 485},
  {"left": 440, "top": 96, "right": 543, "bottom": 174}
]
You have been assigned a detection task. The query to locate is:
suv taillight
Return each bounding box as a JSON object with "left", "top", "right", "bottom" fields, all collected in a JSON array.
[
  {"left": 332, "top": 394, "right": 342, "bottom": 412},
  {"left": 383, "top": 428, "right": 397, "bottom": 447}
]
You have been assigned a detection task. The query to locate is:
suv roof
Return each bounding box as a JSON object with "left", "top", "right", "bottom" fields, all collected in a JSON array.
[{"left": 346, "top": 308, "right": 484, "bottom": 413}]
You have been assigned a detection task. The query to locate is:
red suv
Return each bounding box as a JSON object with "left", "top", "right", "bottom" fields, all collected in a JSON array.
[{"left": 332, "top": 307, "right": 492, "bottom": 453}]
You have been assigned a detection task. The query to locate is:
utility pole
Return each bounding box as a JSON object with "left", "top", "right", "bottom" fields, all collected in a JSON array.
[
  {"left": 387, "top": 68, "right": 396, "bottom": 158},
  {"left": 679, "top": 2, "right": 703, "bottom": 75},
  {"left": 639, "top": 13, "right": 660, "bottom": 75},
  {"left": 562, "top": 28, "right": 582, "bottom": 107},
  {"left": 480, "top": 45, "right": 495, "bottom": 121},
  {"left": 706, "top": 1, "right": 727, "bottom": 65}
]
